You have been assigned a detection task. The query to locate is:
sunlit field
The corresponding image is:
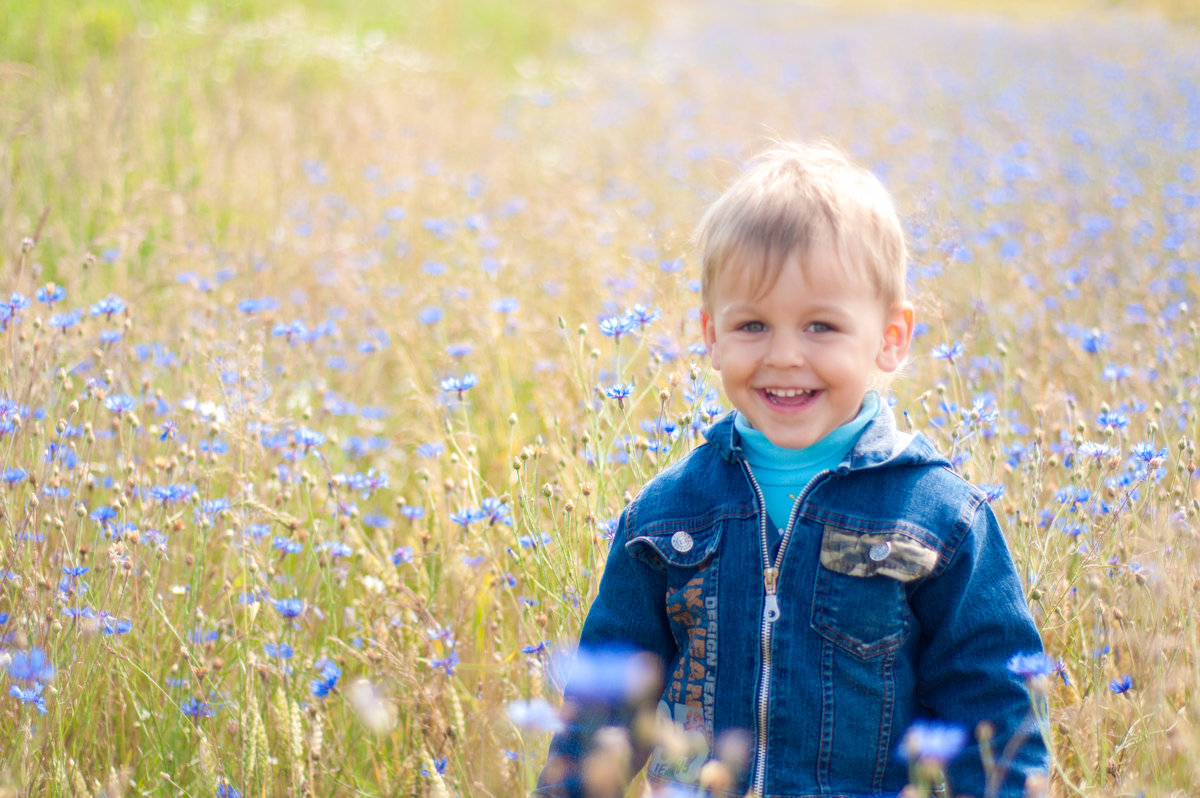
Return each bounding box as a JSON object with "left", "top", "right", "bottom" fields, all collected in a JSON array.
[{"left": 2, "top": 1, "right": 1199, "bottom": 795}]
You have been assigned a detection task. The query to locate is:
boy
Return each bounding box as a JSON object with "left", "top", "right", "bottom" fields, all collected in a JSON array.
[{"left": 537, "top": 142, "right": 1049, "bottom": 797}]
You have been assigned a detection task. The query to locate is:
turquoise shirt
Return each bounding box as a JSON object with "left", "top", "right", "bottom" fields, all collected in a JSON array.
[{"left": 735, "top": 392, "right": 881, "bottom": 533}]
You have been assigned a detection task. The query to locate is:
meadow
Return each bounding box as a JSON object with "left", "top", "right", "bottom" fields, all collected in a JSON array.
[{"left": 1, "top": 0, "right": 1199, "bottom": 795}]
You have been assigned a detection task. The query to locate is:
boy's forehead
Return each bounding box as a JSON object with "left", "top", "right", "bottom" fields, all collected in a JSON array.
[{"left": 709, "top": 245, "right": 880, "bottom": 303}]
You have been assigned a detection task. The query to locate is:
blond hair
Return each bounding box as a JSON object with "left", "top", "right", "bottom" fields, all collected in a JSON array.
[{"left": 696, "top": 141, "right": 907, "bottom": 312}]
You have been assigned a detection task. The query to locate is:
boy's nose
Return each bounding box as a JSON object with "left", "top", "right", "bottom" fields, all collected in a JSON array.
[{"left": 765, "top": 333, "right": 806, "bottom": 367}]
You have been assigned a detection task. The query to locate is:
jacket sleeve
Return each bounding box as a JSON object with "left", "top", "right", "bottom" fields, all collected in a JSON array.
[
  {"left": 908, "top": 497, "right": 1050, "bottom": 798},
  {"left": 533, "top": 504, "right": 679, "bottom": 797}
]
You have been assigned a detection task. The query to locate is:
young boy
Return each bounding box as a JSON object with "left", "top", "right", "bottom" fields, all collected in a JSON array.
[{"left": 536, "top": 142, "right": 1049, "bottom": 797}]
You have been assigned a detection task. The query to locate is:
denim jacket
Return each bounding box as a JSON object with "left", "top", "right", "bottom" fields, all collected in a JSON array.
[{"left": 537, "top": 409, "right": 1049, "bottom": 798}]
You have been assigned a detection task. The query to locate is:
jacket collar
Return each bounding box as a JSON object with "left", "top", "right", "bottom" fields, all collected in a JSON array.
[{"left": 703, "top": 405, "right": 949, "bottom": 472}]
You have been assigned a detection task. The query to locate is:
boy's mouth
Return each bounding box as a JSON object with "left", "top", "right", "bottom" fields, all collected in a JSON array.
[{"left": 762, "top": 387, "right": 818, "bottom": 406}]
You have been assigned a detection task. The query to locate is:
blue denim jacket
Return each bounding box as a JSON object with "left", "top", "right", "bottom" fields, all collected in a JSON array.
[{"left": 537, "top": 409, "right": 1049, "bottom": 797}]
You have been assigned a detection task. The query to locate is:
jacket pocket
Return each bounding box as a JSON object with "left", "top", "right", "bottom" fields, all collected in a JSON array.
[
  {"left": 625, "top": 521, "right": 723, "bottom": 573},
  {"left": 811, "top": 524, "right": 938, "bottom": 658}
]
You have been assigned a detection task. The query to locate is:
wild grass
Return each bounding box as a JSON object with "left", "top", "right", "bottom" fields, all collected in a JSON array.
[{"left": 1, "top": 1, "right": 1198, "bottom": 796}]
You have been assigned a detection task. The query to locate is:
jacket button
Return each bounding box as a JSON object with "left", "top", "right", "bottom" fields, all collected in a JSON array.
[
  {"left": 671, "top": 531, "right": 694, "bottom": 553},
  {"left": 868, "top": 541, "right": 891, "bottom": 562}
]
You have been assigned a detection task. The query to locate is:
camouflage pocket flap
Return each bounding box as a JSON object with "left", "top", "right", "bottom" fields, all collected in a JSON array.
[{"left": 819, "top": 525, "right": 938, "bottom": 582}]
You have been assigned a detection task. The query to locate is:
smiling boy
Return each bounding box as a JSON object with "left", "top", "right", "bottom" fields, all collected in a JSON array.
[{"left": 537, "top": 141, "right": 1049, "bottom": 797}]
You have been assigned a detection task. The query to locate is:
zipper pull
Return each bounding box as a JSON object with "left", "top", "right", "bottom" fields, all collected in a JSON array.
[{"left": 763, "top": 567, "right": 780, "bottom": 623}]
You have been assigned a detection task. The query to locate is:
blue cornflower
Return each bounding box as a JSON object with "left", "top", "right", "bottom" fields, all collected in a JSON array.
[
  {"left": 1131, "top": 443, "right": 1167, "bottom": 463},
  {"left": 506, "top": 697, "right": 563, "bottom": 733},
  {"left": 48, "top": 309, "right": 82, "bottom": 331},
  {"left": 90, "top": 506, "right": 117, "bottom": 525},
  {"left": 627, "top": 304, "right": 662, "bottom": 328},
  {"left": 89, "top": 294, "right": 125, "bottom": 318},
  {"left": 7, "top": 292, "right": 30, "bottom": 312},
  {"left": 273, "top": 598, "right": 305, "bottom": 618},
  {"left": 216, "top": 782, "right": 242, "bottom": 798},
  {"left": 1079, "top": 329, "right": 1108, "bottom": 353},
  {"left": 152, "top": 483, "right": 195, "bottom": 503},
  {"left": 1006, "top": 652, "right": 1057, "bottom": 679},
  {"left": 450, "top": 508, "right": 487, "bottom": 527},
  {"left": 101, "top": 617, "right": 133, "bottom": 635},
  {"left": 422, "top": 218, "right": 457, "bottom": 238},
  {"left": 418, "top": 306, "right": 443, "bottom": 325},
  {"left": 491, "top": 297, "right": 520, "bottom": 314},
  {"left": 598, "top": 314, "right": 637, "bottom": 340},
  {"left": 264, "top": 642, "right": 294, "bottom": 659},
  {"left": 979, "top": 484, "right": 1006, "bottom": 502},
  {"left": 400, "top": 505, "right": 425, "bottom": 520},
  {"left": 293, "top": 426, "right": 326, "bottom": 449},
  {"left": 605, "top": 383, "right": 634, "bottom": 403},
  {"left": 6, "top": 647, "right": 56, "bottom": 682},
  {"left": 1109, "top": 674, "right": 1133, "bottom": 694},
  {"left": 0, "top": 398, "right": 20, "bottom": 419},
  {"left": 194, "top": 498, "right": 230, "bottom": 528},
  {"left": 272, "top": 320, "right": 309, "bottom": 344},
  {"left": 392, "top": 546, "right": 414, "bottom": 566},
  {"left": 2, "top": 467, "right": 28, "bottom": 484},
  {"left": 416, "top": 442, "right": 444, "bottom": 458},
  {"left": 1096, "top": 410, "right": 1129, "bottom": 429},
  {"left": 311, "top": 658, "right": 341, "bottom": 697},
  {"left": 520, "top": 641, "right": 548, "bottom": 655},
  {"left": 1053, "top": 658, "right": 1070, "bottom": 686},
  {"left": 103, "top": 394, "right": 137, "bottom": 414},
  {"left": 187, "top": 628, "right": 220, "bottom": 644},
  {"left": 180, "top": 697, "right": 215, "bottom": 717},
  {"left": 519, "top": 531, "right": 553, "bottom": 548},
  {"left": 236, "top": 297, "right": 279, "bottom": 313},
  {"left": 440, "top": 373, "right": 479, "bottom": 398},
  {"left": 896, "top": 720, "right": 967, "bottom": 765},
  {"left": 431, "top": 651, "right": 460, "bottom": 676},
  {"left": 35, "top": 284, "right": 66, "bottom": 305},
  {"left": 321, "top": 541, "right": 353, "bottom": 558},
  {"left": 1102, "top": 364, "right": 1132, "bottom": 382},
  {"left": 421, "top": 757, "right": 448, "bottom": 777},
  {"left": 62, "top": 565, "right": 89, "bottom": 578},
  {"left": 272, "top": 536, "right": 303, "bottom": 554},
  {"left": 1055, "top": 486, "right": 1091, "bottom": 505},
  {"left": 597, "top": 517, "right": 619, "bottom": 540},
  {"left": 9, "top": 683, "right": 48, "bottom": 714},
  {"left": 481, "top": 497, "right": 512, "bottom": 526},
  {"left": 446, "top": 342, "right": 473, "bottom": 358},
  {"left": 343, "top": 469, "right": 389, "bottom": 498},
  {"left": 1079, "top": 441, "right": 1118, "bottom": 460},
  {"left": 930, "top": 341, "right": 964, "bottom": 362}
]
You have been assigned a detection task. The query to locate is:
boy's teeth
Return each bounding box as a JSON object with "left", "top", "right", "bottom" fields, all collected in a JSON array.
[{"left": 766, "top": 388, "right": 812, "bottom": 398}]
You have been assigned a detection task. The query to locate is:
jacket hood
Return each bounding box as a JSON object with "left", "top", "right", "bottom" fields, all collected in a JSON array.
[{"left": 702, "top": 405, "right": 951, "bottom": 473}]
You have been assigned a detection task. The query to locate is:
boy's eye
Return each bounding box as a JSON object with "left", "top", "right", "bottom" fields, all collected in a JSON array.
[
  {"left": 740, "top": 321, "right": 766, "bottom": 333},
  {"left": 808, "top": 322, "right": 834, "bottom": 333}
]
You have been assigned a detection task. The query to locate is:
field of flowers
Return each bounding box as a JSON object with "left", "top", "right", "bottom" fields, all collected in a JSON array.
[{"left": 1, "top": 1, "right": 1198, "bottom": 795}]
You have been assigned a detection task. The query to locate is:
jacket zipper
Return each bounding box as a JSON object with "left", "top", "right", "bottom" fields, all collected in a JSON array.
[{"left": 741, "top": 461, "right": 829, "bottom": 798}]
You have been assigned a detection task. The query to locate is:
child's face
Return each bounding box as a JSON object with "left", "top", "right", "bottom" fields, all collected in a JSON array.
[{"left": 701, "top": 249, "right": 913, "bottom": 450}]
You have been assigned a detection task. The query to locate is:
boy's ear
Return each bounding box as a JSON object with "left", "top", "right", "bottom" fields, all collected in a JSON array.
[
  {"left": 700, "top": 308, "right": 721, "bottom": 370},
  {"left": 876, "top": 303, "right": 915, "bottom": 373}
]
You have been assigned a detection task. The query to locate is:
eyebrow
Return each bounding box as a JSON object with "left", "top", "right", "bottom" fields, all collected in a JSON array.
[{"left": 719, "top": 301, "right": 857, "bottom": 318}]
